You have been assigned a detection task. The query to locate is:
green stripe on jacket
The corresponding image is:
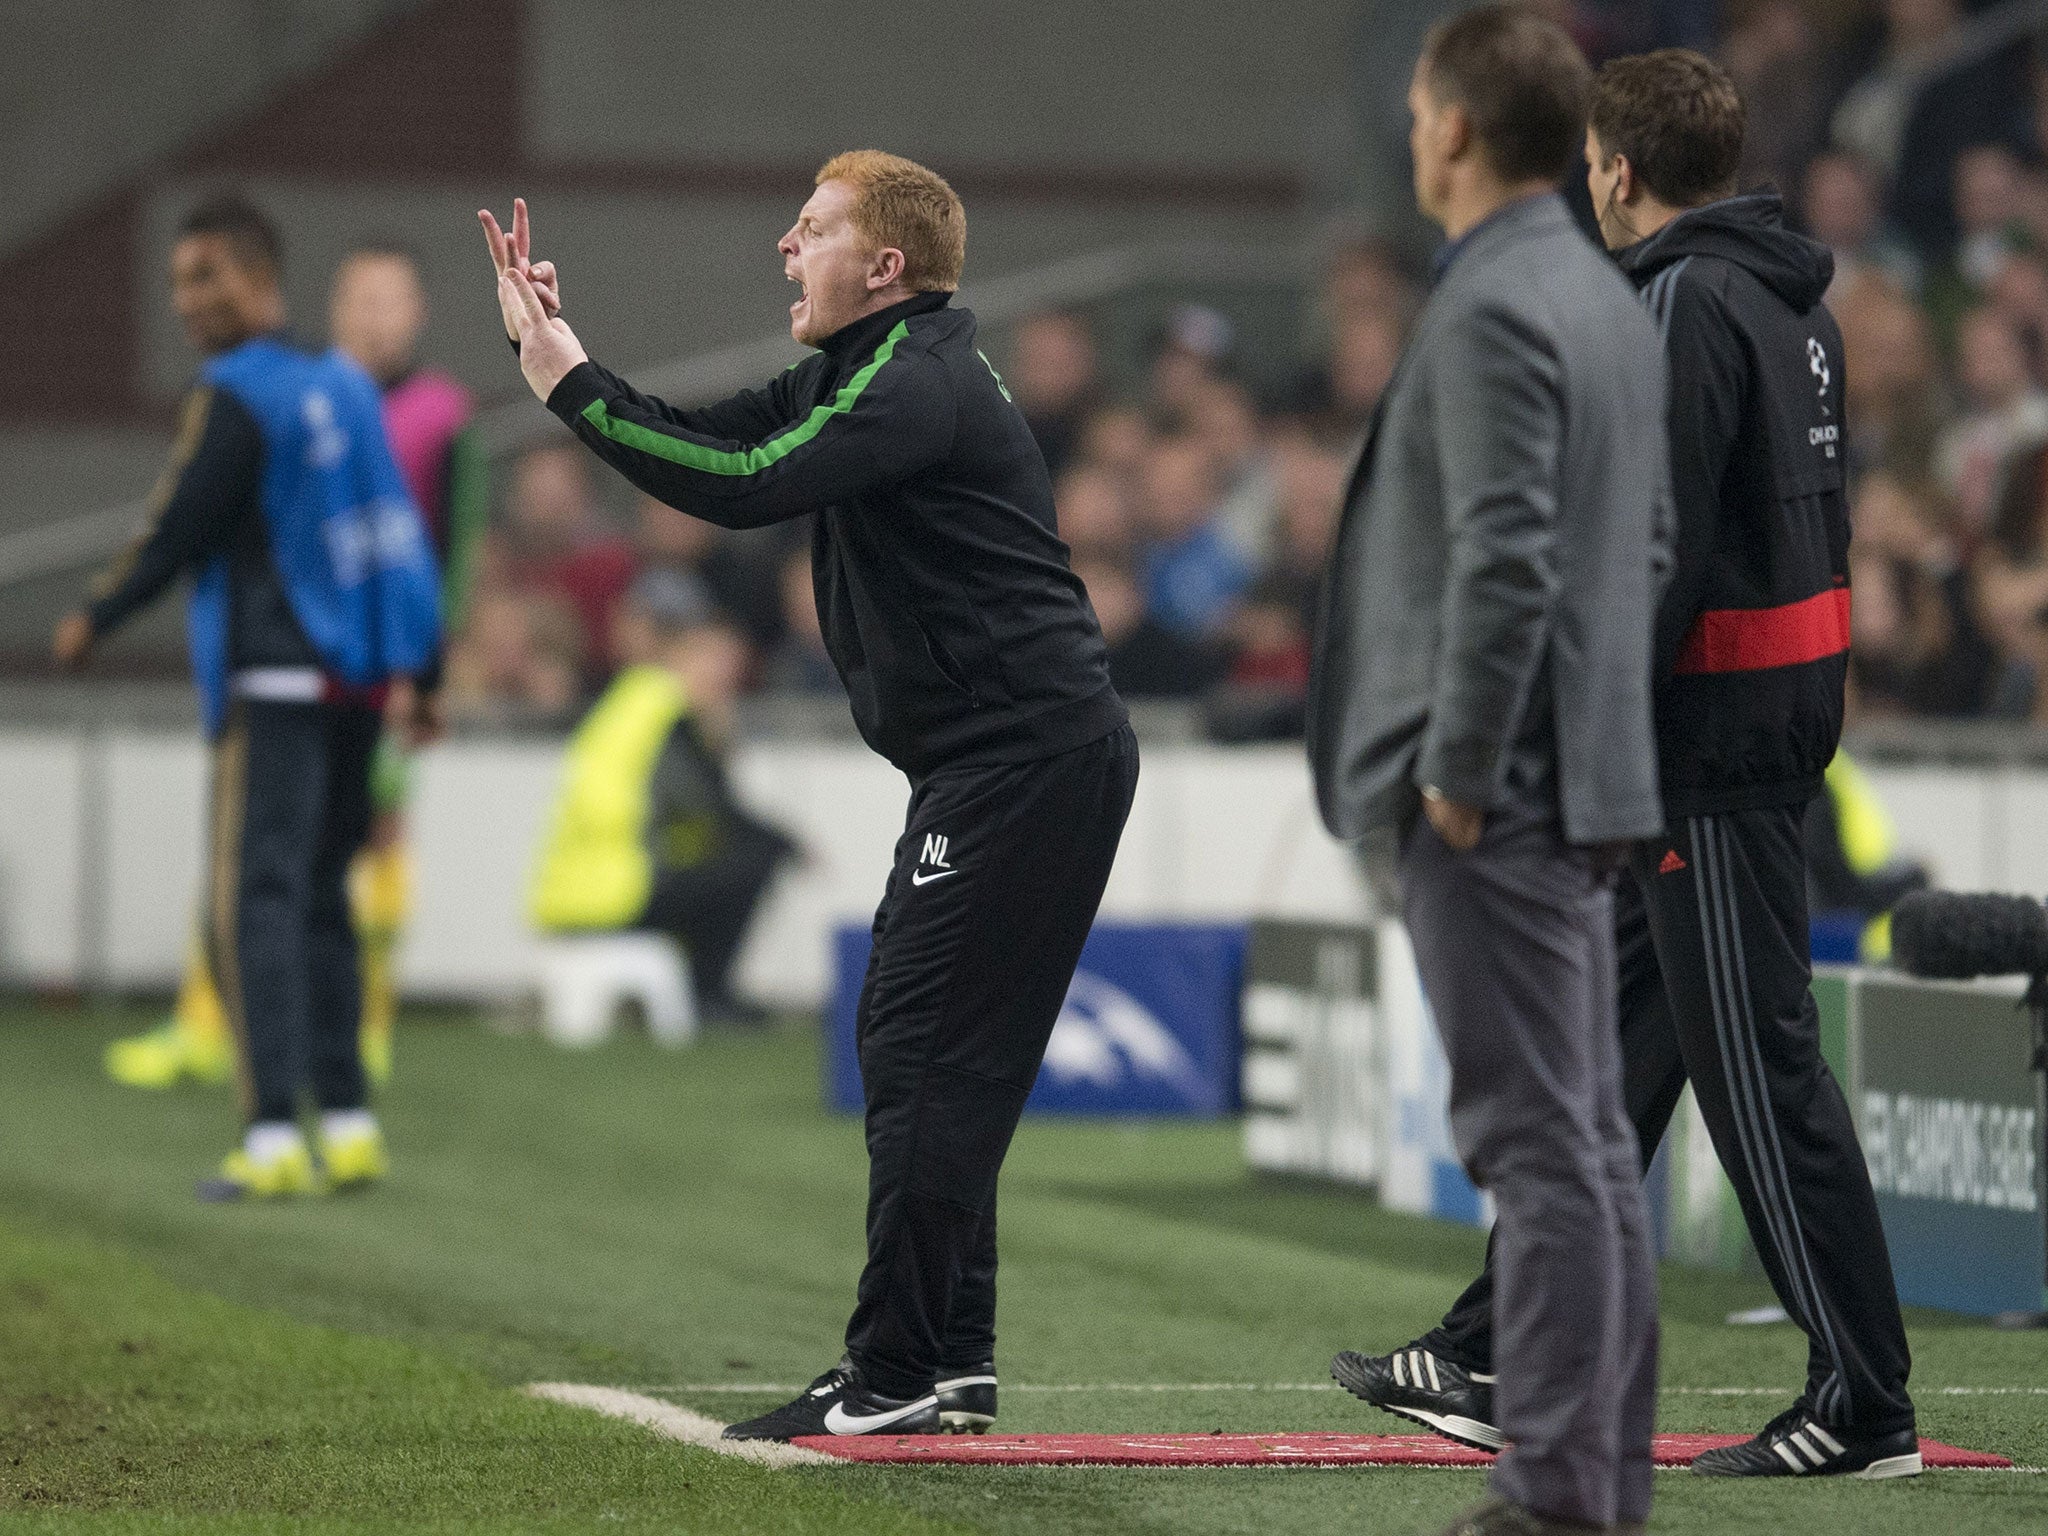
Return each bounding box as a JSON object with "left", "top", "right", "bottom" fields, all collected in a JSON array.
[{"left": 580, "top": 321, "right": 911, "bottom": 475}]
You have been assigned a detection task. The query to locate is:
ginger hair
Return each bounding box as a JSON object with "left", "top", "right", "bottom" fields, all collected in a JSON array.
[{"left": 814, "top": 150, "right": 966, "bottom": 293}]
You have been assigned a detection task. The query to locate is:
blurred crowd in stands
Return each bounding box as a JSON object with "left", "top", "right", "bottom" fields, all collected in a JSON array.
[
  {"left": 441, "top": 247, "right": 1398, "bottom": 741},
  {"left": 441, "top": 0, "right": 2048, "bottom": 738}
]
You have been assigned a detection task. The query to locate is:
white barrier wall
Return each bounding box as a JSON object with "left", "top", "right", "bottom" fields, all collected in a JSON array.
[
  {"left": 0, "top": 724, "right": 2041, "bottom": 1006},
  {"left": 0, "top": 729, "right": 1367, "bottom": 1005},
  {"left": 0, "top": 731, "right": 87, "bottom": 986}
]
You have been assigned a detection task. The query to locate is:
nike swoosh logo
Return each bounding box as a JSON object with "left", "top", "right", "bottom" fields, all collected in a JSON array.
[
  {"left": 909, "top": 868, "right": 958, "bottom": 887},
  {"left": 821, "top": 1396, "right": 935, "bottom": 1434}
]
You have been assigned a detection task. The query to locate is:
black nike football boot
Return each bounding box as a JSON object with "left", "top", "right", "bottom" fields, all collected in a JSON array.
[{"left": 722, "top": 1358, "right": 939, "bottom": 1441}]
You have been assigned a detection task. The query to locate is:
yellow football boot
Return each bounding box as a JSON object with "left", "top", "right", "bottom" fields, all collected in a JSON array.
[
  {"left": 318, "top": 1114, "right": 389, "bottom": 1192},
  {"left": 106, "top": 945, "right": 236, "bottom": 1089},
  {"left": 196, "top": 1135, "right": 320, "bottom": 1203}
]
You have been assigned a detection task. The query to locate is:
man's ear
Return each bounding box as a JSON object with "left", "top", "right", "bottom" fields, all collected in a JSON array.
[
  {"left": 867, "top": 246, "right": 907, "bottom": 292},
  {"left": 1441, "top": 103, "right": 1473, "bottom": 167},
  {"left": 1613, "top": 153, "right": 1637, "bottom": 205}
]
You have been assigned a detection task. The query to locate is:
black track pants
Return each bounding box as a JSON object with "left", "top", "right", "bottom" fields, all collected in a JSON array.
[
  {"left": 207, "top": 699, "right": 381, "bottom": 1125},
  {"left": 1424, "top": 803, "right": 1915, "bottom": 1435},
  {"left": 843, "top": 725, "right": 1138, "bottom": 1398}
]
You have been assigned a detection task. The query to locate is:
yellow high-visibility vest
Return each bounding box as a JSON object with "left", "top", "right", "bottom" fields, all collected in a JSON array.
[
  {"left": 1826, "top": 752, "right": 1895, "bottom": 876},
  {"left": 1824, "top": 751, "right": 1899, "bottom": 963},
  {"left": 528, "top": 665, "right": 688, "bottom": 932}
]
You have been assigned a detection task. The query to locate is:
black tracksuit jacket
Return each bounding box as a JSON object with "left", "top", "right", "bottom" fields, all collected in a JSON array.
[
  {"left": 86, "top": 349, "right": 323, "bottom": 675},
  {"left": 1618, "top": 194, "right": 1850, "bottom": 816},
  {"left": 546, "top": 291, "right": 1126, "bottom": 778}
]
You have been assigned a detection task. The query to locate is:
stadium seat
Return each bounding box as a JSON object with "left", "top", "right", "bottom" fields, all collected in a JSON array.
[{"left": 535, "top": 933, "right": 696, "bottom": 1049}]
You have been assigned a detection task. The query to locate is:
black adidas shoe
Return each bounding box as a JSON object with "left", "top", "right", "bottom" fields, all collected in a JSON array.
[
  {"left": 934, "top": 1363, "right": 997, "bottom": 1434},
  {"left": 1332, "top": 1343, "right": 1504, "bottom": 1451},
  {"left": 721, "top": 1359, "right": 939, "bottom": 1442},
  {"left": 1691, "top": 1402, "right": 1921, "bottom": 1479}
]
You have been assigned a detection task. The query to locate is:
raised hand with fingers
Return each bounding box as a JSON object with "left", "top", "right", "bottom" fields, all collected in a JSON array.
[
  {"left": 478, "top": 198, "right": 561, "bottom": 338},
  {"left": 498, "top": 263, "right": 588, "bottom": 402}
]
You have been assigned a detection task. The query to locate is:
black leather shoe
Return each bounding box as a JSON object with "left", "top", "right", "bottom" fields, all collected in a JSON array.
[
  {"left": 721, "top": 1359, "right": 938, "bottom": 1441},
  {"left": 1691, "top": 1402, "right": 1921, "bottom": 1478},
  {"left": 1332, "top": 1343, "right": 1504, "bottom": 1451},
  {"left": 934, "top": 1362, "right": 997, "bottom": 1433}
]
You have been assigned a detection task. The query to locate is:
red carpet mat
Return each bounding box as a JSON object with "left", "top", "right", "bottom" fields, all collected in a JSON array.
[{"left": 794, "top": 1431, "right": 2011, "bottom": 1469}]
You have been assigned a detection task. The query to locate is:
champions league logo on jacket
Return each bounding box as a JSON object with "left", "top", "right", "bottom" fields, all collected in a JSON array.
[
  {"left": 323, "top": 498, "right": 433, "bottom": 589},
  {"left": 302, "top": 389, "right": 350, "bottom": 469}
]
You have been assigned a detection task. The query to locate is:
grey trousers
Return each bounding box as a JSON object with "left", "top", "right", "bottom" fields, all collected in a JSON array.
[{"left": 1401, "top": 807, "right": 1659, "bottom": 1529}]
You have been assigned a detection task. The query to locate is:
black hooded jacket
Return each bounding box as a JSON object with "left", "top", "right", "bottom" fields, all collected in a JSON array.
[
  {"left": 546, "top": 292, "right": 1126, "bottom": 778},
  {"left": 1618, "top": 193, "right": 1849, "bottom": 817}
]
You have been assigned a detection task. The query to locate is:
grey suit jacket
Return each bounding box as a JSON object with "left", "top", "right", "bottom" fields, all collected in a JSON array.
[{"left": 1308, "top": 194, "right": 1674, "bottom": 848}]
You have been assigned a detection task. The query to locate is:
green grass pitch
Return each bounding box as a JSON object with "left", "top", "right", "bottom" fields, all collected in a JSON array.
[{"left": 0, "top": 1004, "right": 2043, "bottom": 1534}]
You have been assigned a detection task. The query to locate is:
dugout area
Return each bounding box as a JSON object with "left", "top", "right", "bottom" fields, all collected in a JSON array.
[{"left": 0, "top": 1005, "right": 2042, "bottom": 1535}]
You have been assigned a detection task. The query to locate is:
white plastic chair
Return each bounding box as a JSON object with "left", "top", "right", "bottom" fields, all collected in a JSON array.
[{"left": 535, "top": 932, "right": 696, "bottom": 1048}]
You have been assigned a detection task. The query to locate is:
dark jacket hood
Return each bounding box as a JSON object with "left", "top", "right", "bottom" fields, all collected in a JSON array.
[{"left": 1617, "top": 192, "right": 1834, "bottom": 312}]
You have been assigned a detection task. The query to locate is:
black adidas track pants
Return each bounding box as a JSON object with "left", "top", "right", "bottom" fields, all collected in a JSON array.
[
  {"left": 1424, "top": 802, "right": 1915, "bottom": 1435},
  {"left": 842, "top": 724, "right": 1138, "bottom": 1400}
]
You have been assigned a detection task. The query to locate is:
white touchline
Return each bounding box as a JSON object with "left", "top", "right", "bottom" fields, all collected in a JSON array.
[
  {"left": 1661, "top": 1386, "right": 2048, "bottom": 1398},
  {"left": 524, "top": 1383, "right": 837, "bottom": 1468},
  {"left": 632, "top": 1382, "right": 2048, "bottom": 1398},
  {"left": 639, "top": 1382, "right": 1351, "bottom": 1394}
]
